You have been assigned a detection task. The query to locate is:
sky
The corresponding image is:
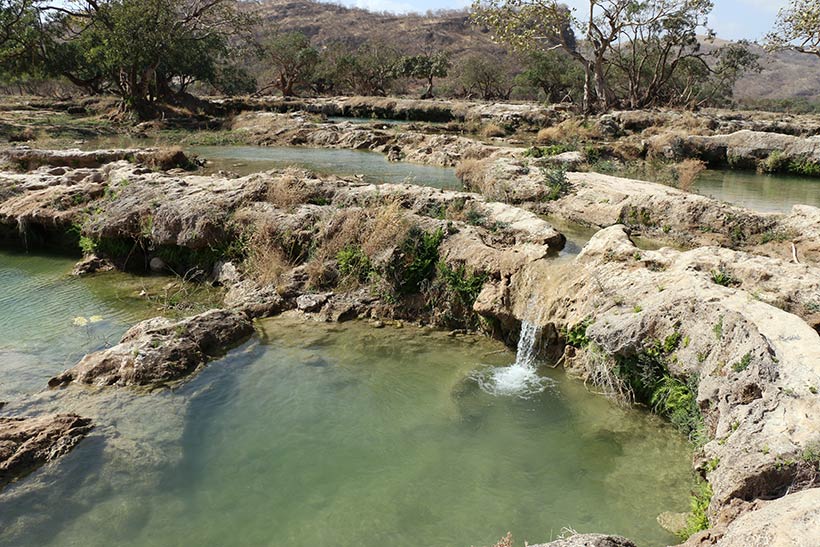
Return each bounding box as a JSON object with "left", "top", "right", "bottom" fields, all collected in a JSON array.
[{"left": 338, "top": 0, "right": 790, "bottom": 42}]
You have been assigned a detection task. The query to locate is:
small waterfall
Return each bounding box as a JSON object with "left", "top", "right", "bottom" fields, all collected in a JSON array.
[{"left": 472, "top": 320, "right": 552, "bottom": 398}]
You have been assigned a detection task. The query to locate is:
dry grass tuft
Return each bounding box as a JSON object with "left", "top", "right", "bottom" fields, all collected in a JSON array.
[
  {"left": 536, "top": 119, "right": 601, "bottom": 144},
  {"left": 454, "top": 158, "right": 485, "bottom": 185},
  {"left": 481, "top": 123, "right": 507, "bottom": 138},
  {"left": 244, "top": 219, "right": 291, "bottom": 285},
  {"left": 675, "top": 159, "right": 706, "bottom": 192},
  {"left": 361, "top": 201, "right": 410, "bottom": 259},
  {"left": 266, "top": 173, "right": 311, "bottom": 210}
]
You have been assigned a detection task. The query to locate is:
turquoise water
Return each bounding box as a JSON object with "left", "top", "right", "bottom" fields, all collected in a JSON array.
[
  {"left": 188, "top": 145, "right": 461, "bottom": 189},
  {"left": 0, "top": 254, "right": 692, "bottom": 547}
]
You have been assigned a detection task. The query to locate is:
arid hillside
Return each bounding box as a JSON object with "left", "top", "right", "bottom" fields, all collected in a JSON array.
[{"left": 251, "top": 0, "right": 820, "bottom": 103}]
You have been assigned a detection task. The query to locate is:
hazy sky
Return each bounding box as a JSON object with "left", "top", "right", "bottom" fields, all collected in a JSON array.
[{"left": 339, "top": 0, "right": 790, "bottom": 42}]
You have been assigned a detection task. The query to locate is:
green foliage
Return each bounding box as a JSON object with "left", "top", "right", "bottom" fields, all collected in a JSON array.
[
  {"left": 564, "top": 319, "right": 591, "bottom": 348},
  {"left": 731, "top": 352, "right": 752, "bottom": 373},
  {"left": 395, "top": 52, "right": 450, "bottom": 98},
  {"left": 614, "top": 330, "right": 706, "bottom": 442},
  {"left": 541, "top": 167, "right": 571, "bottom": 201},
  {"left": 265, "top": 31, "right": 319, "bottom": 97},
  {"left": 515, "top": 49, "right": 584, "bottom": 103},
  {"left": 388, "top": 226, "right": 445, "bottom": 295},
  {"left": 710, "top": 268, "right": 739, "bottom": 287},
  {"left": 437, "top": 262, "right": 487, "bottom": 306},
  {"left": 524, "top": 144, "right": 574, "bottom": 158},
  {"left": 336, "top": 245, "right": 372, "bottom": 283},
  {"left": 78, "top": 235, "right": 97, "bottom": 255},
  {"left": 713, "top": 316, "right": 724, "bottom": 340},
  {"left": 678, "top": 480, "right": 712, "bottom": 540},
  {"left": 454, "top": 54, "right": 512, "bottom": 100}
]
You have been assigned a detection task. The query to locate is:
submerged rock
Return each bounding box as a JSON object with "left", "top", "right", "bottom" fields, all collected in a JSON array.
[
  {"left": 48, "top": 309, "right": 254, "bottom": 388},
  {"left": 0, "top": 414, "right": 93, "bottom": 490}
]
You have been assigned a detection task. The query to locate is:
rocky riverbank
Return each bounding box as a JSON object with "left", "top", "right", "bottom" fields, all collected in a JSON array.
[{"left": 0, "top": 141, "right": 818, "bottom": 547}]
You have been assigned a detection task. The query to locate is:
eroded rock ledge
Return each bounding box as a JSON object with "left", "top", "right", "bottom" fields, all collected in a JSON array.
[
  {"left": 459, "top": 155, "right": 820, "bottom": 266},
  {"left": 0, "top": 414, "right": 93, "bottom": 491},
  {"left": 478, "top": 225, "right": 820, "bottom": 546},
  {"left": 48, "top": 309, "right": 254, "bottom": 388}
]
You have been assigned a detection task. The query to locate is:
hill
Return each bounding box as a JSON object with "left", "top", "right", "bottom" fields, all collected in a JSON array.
[{"left": 250, "top": 0, "right": 820, "bottom": 103}]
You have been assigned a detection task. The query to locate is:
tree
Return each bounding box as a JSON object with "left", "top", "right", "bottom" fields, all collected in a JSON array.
[
  {"left": 264, "top": 31, "right": 319, "bottom": 97},
  {"left": 767, "top": 0, "right": 820, "bottom": 57},
  {"left": 39, "top": 0, "right": 250, "bottom": 118},
  {"left": 516, "top": 49, "right": 584, "bottom": 103},
  {"left": 331, "top": 40, "right": 401, "bottom": 96},
  {"left": 0, "top": 0, "right": 40, "bottom": 75},
  {"left": 472, "top": 0, "right": 736, "bottom": 112},
  {"left": 395, "top": 51, "right": 450, "bottom": 98},
  {"left": 456, "top": 54, "right": 513, "bottom": 100}
]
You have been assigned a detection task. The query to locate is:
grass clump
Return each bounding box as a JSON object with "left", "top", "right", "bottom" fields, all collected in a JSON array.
[
  {"left": 336, "top": 245, "right": 372, "bottom": 284},
  {"left": 674, "top": 159, "right": 706, "bottom": 192},
  {"left": 731, "top": 352, "right": 752, "bottom": 373},
  {"left": 710, "top": 268, "right": 739, "bottom": 287},
  {"left": 524, "top": 144, "right": 574, "bottom": 158}
]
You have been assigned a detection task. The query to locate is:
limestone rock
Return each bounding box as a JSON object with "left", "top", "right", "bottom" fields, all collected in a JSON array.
[{"left": 48, "top": 309, "right": 254, "bottom": 388}]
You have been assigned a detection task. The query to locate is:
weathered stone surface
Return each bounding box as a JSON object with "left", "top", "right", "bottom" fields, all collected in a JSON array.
[
  {"left": 71, "top": 254, "right": 115, "bottom": 276},
  {"left": 48, "top": 309, "right": 254, "bottom": 388},
  {"left": 232, "top": 111, "right": 506, "bottom": 167},
  {"left": 0, "top": 147, "right": 193, "bottom": 170},
  {"left": 482, "top": 226, "right": 820, "bottom": 534},
  {"left": 0, "top": 414, "right": 92, "bottom": 490},
  {"left": 680, "top": 488, "right": 820, "bottom": 547},
  {"left": 529, "top": 533, "right": 637, "bottom": 547}
]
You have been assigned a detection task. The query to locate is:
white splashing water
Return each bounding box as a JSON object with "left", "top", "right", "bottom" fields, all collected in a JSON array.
[{"left": 473, "top": 321, "right": 553, "bottom": 398}]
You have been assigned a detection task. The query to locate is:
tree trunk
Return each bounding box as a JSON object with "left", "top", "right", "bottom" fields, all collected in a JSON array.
[{"left": 420, "top": 76, "right": 434, "bottom": 99}]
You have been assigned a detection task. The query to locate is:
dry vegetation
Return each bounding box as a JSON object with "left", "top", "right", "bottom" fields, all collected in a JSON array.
[
  {"left": 536, "top": 119, "right": 602, "bottom": 144},
  {"left": 675, "top": 159, "right": 707, "bottom": 192}
]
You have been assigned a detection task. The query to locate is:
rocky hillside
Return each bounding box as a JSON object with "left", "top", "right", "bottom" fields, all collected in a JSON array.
[{"left": 249, "top": 0, "right": 820, "bottom": 102}]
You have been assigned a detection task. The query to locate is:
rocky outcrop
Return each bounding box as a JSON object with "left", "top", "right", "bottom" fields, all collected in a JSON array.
[
  {"left": 458, "top": 155, "right": 820, "bottom": 265},
  {"left": 479, "top": 226, "right": 820, "bottom": 545},
  {"left": 48, "top": 309, "right": 254, "bottom": 388},
  {"left": 647, "top": 129, "right": 820, "bottom": 175},
  {"left": 1, "top": 147, "right": 195, "bottom": 171},
  {"left": 529, "top": 534, "right": 637, "bottom": 547},
  {"left": 232, "top": 111, "right": 508, "bottom": 167},
  {"left": 682, "top": 487, "right": 820, "bottom": 547},
  {"left": 0, "top": 414, "right": 93, "bottom": 490},
  {"left": 218, "top": 95, "right": 561, "bottom": 128}
]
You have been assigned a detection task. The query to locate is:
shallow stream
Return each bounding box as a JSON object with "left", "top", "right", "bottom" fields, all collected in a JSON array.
[{"left": 0, "top": 251, "right": 692, "bottom": 547}]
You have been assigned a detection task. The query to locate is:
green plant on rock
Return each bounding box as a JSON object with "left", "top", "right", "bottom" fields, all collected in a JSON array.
[
  {"left": 614, "top": 331, "right": 706, "bottom": 443},
  {"left": 678, "top": 479, "right": 712, "bottom": 540},
  {"left": 437, "top": 261, "right": 487, "bottom": 307},
  {"left": 337, "top": 245, "right": 372, "bottom": 283},
  {"left": 710, "top": 267, "right": 739, "bottom": 287},
  {"left": 524, "top": 144, "right": 575, "bottom": 158},
  {"left": 565, "top": 319, "right": 591, "bottom": 348},
  {"left": 542, "top": 167, "right": 571, "bottom": 201},
  {"left": 79, "top": 235, "right": 97, "bottom": 255},
  {"left": 731, "top": 352, "right": 752, "bottom": 373},
  {"left": 388, "top": 226, "right": 445, "bottom": 295}
]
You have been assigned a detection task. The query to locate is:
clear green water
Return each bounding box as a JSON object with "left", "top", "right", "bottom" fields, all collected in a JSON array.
[
  {"left": 0, "top": 254, "right": 692, "bottom": 547},
  {"left": 0, "top": 251, "right": 167, "bottom": 401},
  {"left": 188, "top": 145, "right": 461, "bottom": 189},
  {"left": 694, "top": 170, "right": 820, "bottom": 214}
]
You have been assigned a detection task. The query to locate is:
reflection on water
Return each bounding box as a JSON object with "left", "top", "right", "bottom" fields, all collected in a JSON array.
[
  {"left": 694, "top": 170, "right": 820, "bottom": 213},
  {"left": 188, "top": 145, "right": 462, "bottom": 189},
  {"left": 1, "top": 303, "right": 692, "bottom": 547}
]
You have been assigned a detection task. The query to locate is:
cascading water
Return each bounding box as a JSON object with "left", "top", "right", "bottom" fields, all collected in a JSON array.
[{"left": 472, "top": 320, "right": 553, "bottom": 398}]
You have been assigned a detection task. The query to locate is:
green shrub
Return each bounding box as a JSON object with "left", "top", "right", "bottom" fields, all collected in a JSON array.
[
  {"left": 678, "top": 480, "right": 712, "bottom": 540},
  {"left": 437, "top": 262, "right": 487, "bottom": 306},
  {"left": 731, "top": 352, "right": 752, "bottom": 373},
  {"left": 565, "top": 319, "right": 591, "bottom": 348},
  {"left": 78, "top": 235, "right": 97, "bottom": 255},
  {"left": 524, "top": 144, "right": 574, "bottom": 158},
  {"left": 337, "top": 245, "right": 372, "bottom": 283},
  {"left": 542, "top": 167, "right": 571, "bottom": 201},
  {"left": 388, "top": 226, "right": 445, "bottom": 295}
]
